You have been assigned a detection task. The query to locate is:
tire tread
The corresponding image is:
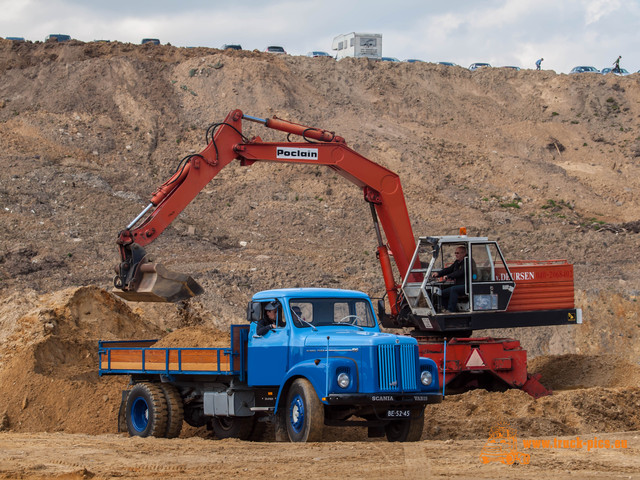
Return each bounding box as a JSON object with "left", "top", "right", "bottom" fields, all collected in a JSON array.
[
  {"left": 160, "top": 383, "right": 184, "bottom": 438},
  {"left": 125, "top": 382, "right": 168, "bottom": 438}
]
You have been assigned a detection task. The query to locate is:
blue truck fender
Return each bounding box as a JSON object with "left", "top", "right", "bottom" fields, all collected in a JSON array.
[{"left": 273, "top": 357, "right": 359, "bottom": 413}]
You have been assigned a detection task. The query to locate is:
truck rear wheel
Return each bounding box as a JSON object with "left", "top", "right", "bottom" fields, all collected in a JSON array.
[
  {"left": 125, "top": 382, "right": 168, "bottom": 438},
  {"left": 385, "top": 407, "right": 425, "bottom": 442},
  {"left": 159, "top": 384, "right": 184, "bottom": 438},
  {"left": 247, "top": 417, "right": 268, "bottom": 441},
  {"left": 211, "top": 416, "right": 254, "bottom": 440},
  {"left": 285, "top": 378, "right": 324, "bottom": 442}
]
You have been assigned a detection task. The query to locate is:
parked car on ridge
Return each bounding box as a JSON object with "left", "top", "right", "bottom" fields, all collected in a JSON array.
[
  {"left": 501, "top": 66, "right": 521, "bottom": 71},
  {"left": 469, "top": 62, "right": 491, "bottom": 71},
  {"left": 5, "top": 36, "right": 25, "bottom": 41},
  {"left": 600, "top": 67, "right": 630, "bottom": 76},
  {"left": 307, "top": 51, "right": 331, "bottom": 57},
  {"left": 264, "top": 45, "right": 286, "bottom": 54},
  {"left": 45, "top": 34, "right": 71, "bottom": 42},
  {"left": 438, "top": 61, "right": 457, "bottom": 66},
  {"left": 222, "top": 44, "right": 242, "bottom": 50},
  {"left": 141, "top": 38, "right": 160, "bottom": 45},
  {"left": 404, "top": 59, "right": 425, "bottom": 63},
  {"left": 380, "top": 56, "right": 400, "bottom": 62},
  {"left": 569, "top": 66, "right": 599, "bottom": 74}
]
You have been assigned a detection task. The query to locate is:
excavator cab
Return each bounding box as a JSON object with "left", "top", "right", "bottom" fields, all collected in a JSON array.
[{"left": 399, "top": 234, "right": 516, "bottom": 332}]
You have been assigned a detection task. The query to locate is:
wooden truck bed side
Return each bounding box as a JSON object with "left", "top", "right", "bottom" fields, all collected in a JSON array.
[{"left": 98, "top": 325, "right": 249, "bottom": 377}]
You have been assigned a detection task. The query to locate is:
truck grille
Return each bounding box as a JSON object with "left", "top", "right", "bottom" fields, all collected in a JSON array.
[{"left": 377, "top": 344, "right": 417, "bottom": 392}]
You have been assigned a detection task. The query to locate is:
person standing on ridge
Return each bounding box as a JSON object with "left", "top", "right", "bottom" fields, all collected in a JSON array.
[
  {"left": 613, "top": 55, "right": 622, "bottom": 73},
  {"left": 535, "top": 58, "right": 543, "bottom": 70}
]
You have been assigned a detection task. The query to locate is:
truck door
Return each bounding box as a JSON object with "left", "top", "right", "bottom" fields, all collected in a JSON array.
[{"left": 247, "top": 302, "right": 290, "bottom": 386}]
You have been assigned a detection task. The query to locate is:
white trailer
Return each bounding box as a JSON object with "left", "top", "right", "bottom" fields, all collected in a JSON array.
[{"left": 331, "top": 32, "right": 382, "bottom": 60}]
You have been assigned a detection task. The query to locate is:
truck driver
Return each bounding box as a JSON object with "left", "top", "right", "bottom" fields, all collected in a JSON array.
[{"left": 256, "top": 302, "right": 279, "bottom": 336}]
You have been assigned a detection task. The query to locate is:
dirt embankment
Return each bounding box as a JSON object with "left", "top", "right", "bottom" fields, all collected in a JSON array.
[
  {"left": 0, "top": 39, "right": 639, "bottom": 479},
  {"left": 1, "top": 39, "right": 639, "bottom": 359}
]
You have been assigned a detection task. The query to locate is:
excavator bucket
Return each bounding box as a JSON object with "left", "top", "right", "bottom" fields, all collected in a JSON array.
[{"left": 113, "top": 262, "right": 204, "bottom": 303}]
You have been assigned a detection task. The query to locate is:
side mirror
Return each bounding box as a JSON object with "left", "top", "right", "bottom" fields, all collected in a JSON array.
[
  {"left": 377, "top": 299, "right": 392, "bottom": 328},
  {"left": 377, "top": 299, "right": 386, "bottom": 320},
  {"left": 247, "top": 302, "right": 262, "bottom": 322}
]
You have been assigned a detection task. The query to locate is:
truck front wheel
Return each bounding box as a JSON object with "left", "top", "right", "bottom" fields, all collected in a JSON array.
[
  {"left": 385, "top": 407, "right": 425, "bottom": 442},
  {"left": 211, "top": 416, "right": 254, "bottom": 440},
  {"left": 125, "top": 383, "right": 168, "bottom": 438},
  {"left": 285, "top": 379, "right": 324, "bottom": 442}
]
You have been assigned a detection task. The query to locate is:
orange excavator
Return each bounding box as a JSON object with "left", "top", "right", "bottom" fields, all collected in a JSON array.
[{"left": 114, "top": 110, "right": 581, "bottom": 398}]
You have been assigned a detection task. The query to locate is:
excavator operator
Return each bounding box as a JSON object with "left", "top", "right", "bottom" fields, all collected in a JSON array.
[{"left": 431, "top": 245, "right": 470, "bottom": 312}]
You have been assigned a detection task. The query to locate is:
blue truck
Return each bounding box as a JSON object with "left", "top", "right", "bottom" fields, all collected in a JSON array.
[{"left": 100, "top": 288, "right": 441, "bottom": 442}]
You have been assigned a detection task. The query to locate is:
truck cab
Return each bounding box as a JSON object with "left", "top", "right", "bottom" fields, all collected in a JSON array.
[{"left": 246, "top": 288, "right": 441, "bottom": 441}]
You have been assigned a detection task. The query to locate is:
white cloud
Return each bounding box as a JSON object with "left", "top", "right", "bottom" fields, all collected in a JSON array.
[{"left": 584, "top": 0, "right": 621, "bottom": 25}]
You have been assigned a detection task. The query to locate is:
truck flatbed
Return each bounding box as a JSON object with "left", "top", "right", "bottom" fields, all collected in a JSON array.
[{"left": 99, "top": 325, "right": 248, "bottom": 376}]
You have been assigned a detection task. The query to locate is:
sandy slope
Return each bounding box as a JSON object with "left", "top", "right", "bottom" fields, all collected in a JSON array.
[{"left": 0, "top": 39, "right": 639, "bottom": 478}]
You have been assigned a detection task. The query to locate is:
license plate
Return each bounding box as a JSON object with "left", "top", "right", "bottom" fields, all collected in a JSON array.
[{"left": 386, "top": 409, "right": 411, "bottom": 418}]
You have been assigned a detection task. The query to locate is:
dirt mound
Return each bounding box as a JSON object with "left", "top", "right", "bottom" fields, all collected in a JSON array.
[
  {"left": 0, "top": 285, "right": 240, "bottom": 435},
  {"left": 153, "top": 325, "right": 230, "bottom": 348},
  {"left": 419, "top": 352, "right": 640, "bottom": 441},
  {"left": 530, "top": 353, "right": 640, "bottom": 390},
  {"left": 423, "top": 386, "right": 640, "bottom": 440},
  {"left": 0, "top": 286, "right": 163, "bottom": 433}
]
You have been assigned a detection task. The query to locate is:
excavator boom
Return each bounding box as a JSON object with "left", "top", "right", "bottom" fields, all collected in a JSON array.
[{"left": 113, "top": 110, "right": 416, "bottom": 309}]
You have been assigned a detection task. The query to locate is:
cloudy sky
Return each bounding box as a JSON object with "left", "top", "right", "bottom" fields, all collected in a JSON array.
[{"left": 1, "top": 0, "right": 638, "bottom": 73}]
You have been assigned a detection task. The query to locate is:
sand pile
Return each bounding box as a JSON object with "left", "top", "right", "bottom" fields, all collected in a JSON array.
[
  {"left": 423, "top": 385, "right": 640, "bottom": 440},
  {"left": 0, "top": 286, "right": 163, "bottom": 433},
  {"left": 422, "top": 354, "right": 640, "bottom": 440},
  {"left": 153, "top": 325, "right": 230, "bottom": 348}
]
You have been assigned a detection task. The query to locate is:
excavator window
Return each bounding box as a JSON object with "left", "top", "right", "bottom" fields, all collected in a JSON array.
[
  {"left": 471, "top": 243, "right": 509, "bottom": 283},
  {"left": 469, "top": 242, "right": 514, "bottom": 311}
]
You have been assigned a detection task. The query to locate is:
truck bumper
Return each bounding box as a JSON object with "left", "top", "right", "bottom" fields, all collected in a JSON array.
[{"left": 324, "top": 393, "right": 441, "bottom": 406}]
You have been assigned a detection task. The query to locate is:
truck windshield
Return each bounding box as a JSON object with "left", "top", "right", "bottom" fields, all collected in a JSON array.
[{"left": 289, "top": 298, "right": 376, "bottom": 328}]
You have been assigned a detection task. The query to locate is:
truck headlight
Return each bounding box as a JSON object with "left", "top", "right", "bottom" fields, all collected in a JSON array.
[
  {"left": 337, "top": 372, "right": 351, "bottom": 388},
  {"left": 420, "top": 370, "right": 433, "bottom": 386}
]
